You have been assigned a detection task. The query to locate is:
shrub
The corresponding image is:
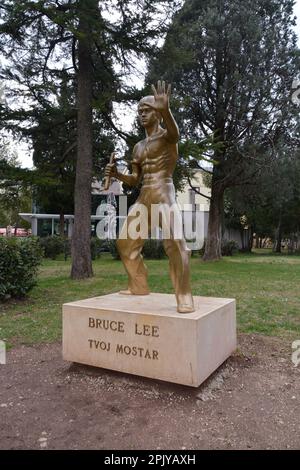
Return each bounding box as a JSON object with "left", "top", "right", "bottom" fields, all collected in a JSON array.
[
  {"left": 91, "top": 237, "right": 103, "bottom": 260},
  {"left": 221, "top": 239, "right": 239, "bottom": 256},
  {"left": 39, "top": 236, "right": 108, "bottom": 261},
  {"left": 107, "top": 239, "right": 121, "bottom": 260},
  {"left": 0, "top": 237, "right": 43, "bottom": 300},
  {"left": 39, "top": 235, "right": 65, "bottom": 259},
  {"left": 63, "top": 238, "right": 71, "bottom": 260}
]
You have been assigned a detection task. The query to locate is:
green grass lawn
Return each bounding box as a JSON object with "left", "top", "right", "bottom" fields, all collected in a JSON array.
[{"left": 1, "top": 250, "right": 300, "bottom": 347}]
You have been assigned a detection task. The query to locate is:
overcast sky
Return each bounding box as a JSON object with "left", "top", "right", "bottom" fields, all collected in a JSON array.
[{"left": 11, "top": 1, "right": 300, "bottom": 168}]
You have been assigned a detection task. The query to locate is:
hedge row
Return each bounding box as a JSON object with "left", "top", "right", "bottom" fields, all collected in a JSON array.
[
  {"left": 38, "top": 236, "right": 104, "bottom": 260},
  {"left": 38, "top": 237, "right": 239, "bottom": 260},
  {"left": 39, "top": 236, "right": 167, "bottom": 260}
]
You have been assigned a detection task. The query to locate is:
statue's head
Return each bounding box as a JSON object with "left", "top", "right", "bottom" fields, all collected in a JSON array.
[{"left": 138, "top": 95, "right": 161, "bottom": 128}]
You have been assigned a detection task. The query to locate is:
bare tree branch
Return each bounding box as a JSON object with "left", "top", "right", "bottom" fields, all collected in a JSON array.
[{"left": 187, "top": 176, "right": 211, "bottom": 200}]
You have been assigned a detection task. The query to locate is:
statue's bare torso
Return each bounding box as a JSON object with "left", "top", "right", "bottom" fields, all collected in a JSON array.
[{"left": 133, "top": 129, "right": 177, "bottom": 187}]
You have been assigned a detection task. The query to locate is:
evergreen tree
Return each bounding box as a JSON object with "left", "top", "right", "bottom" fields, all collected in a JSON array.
[
  {"left": 225, "top": 144, "right": 300, "bottom": 253},
  {"left": 0, "top": 0, "right": 177, "bottom": 277},
  {"left": 147, "top": 0, "right": 300, "bottom": 260}
]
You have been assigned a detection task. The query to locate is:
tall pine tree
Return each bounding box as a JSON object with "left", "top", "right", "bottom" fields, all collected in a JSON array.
[
  {"left": 0, "top": 0, "right": 178, "bottom": 277},
  {"left": 147, "top": 0, "right": 299, "bottom": 260}
]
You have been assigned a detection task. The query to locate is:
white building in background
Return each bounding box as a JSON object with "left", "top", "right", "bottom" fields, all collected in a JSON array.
[
  {"left": 177, "top": 169, "right": 244, "bottom": 248},
  {"left": 177, "top": 169, "right": 210, "bottom": 243},
  {"left": 19, "top": 177, "right": 124, "bottom": 238},
  {"left": 177, "top": 170, "right": 211, "bottom": 211}
]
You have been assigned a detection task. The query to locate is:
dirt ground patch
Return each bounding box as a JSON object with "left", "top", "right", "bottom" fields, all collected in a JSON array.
[{"left": 0, "top": 334, "right": 299, "bottom": 450}]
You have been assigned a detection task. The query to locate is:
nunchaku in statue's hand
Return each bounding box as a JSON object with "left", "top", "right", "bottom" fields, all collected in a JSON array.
[{"left": 104, "top": 152, "right": 117, "bottom": 190}]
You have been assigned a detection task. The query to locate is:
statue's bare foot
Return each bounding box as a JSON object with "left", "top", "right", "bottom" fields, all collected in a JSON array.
[
  {"left": 177, "top": 304, "right": 195, "bottom": 314},
  {"left": 119, "top": 289, "right": 150, "bottom": 295},
  {"left": 119, "top": 289, "right": 133, "bottom": 295},
  {"left": 177, "top": 294, "right": 195, "bottom": 314}
]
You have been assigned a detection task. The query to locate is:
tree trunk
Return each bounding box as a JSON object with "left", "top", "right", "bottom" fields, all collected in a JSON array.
[
  {"left": 274, "top": 218, "right": 282, "bottom": 253},
  {"left": 71, "top": 2, "right": 95, "bottom": 279},
  {"left": 59, "top": 210, "right": 65, "bottom": 237},
  {"left": 248, "top": 228, "right": 253, "bottom": 252},
  {"left": 203, "top": 37, "right": 226, "bottom": 262},
  {"left": 245, "top": 227, "right": 253, "bottom": 253},
  {"left": 241, "top": 227, "right": 253, "bottom": 253},
  {"left": 273, "top": 208, "right": 282, "bottom": 253},
  {"left": 203, "top": 182, "right": 224, "bottom": 261},
  {"left": 14, "top": 212, "right": 20, "bottom": 236},
  {"left": 240, "top": 228, "right": 245, "bottom": 251}
]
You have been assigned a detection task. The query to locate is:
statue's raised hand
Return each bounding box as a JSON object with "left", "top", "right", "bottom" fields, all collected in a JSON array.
[{"left": 150, "top": 80, "right": 171, "bottom": 113}]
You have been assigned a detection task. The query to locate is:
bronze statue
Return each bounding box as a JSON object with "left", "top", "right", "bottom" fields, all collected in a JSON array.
[{"left": 105, "top": 81, "right": 194, "bottom": 313}]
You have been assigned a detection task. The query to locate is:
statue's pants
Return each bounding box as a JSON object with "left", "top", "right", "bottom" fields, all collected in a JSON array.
[{"left": 116, "top": 179, "right": 193, "bottom": 305}]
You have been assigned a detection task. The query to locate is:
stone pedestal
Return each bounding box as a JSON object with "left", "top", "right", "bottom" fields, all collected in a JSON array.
[{"left": 63, "top": 293, "right": 236, "bottom": 387}]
